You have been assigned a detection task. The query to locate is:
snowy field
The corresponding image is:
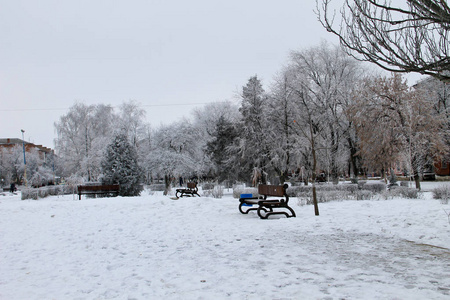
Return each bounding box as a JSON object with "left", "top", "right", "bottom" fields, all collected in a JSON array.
[{"left": 1, "top": 182, "right": 449, "bottom": 300}]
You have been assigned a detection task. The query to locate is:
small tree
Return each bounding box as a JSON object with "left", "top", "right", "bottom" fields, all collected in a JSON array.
[{"left": 101, "top": 133, "right": 144, "bottom": 196}]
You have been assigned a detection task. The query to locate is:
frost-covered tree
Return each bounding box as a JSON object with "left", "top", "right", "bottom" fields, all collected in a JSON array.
[
  {"left": 288, "top": 43, "right": 362, "bottom": 184},
  {"left": 146, "top": 119, "right": 201, "bottom": 194},
  {"left": 193, "top": 101, "right": 240, "bottom": 182},
  {"left": 101, "top": 133, "right": 144, "bottom": 196},
  {"left": 287, "top": 70, "right": 327, "bottom": 216},
  {"left": 116, "top": 100, "right": 151, "bottom": 182},
  {"left": 267, "top": 73, "right": 298, "bottom": 184},
  {"left": 192, "top": 101, "right": 240, "bottom": 137},
  {"left": 117, "top": 100, "right": 148, "bottom": 148},
  {"left": 0, "top": 146, "right": 22, "bottom": 185},
  {"left": 235, "top": 75, "right": 270, "bottom": 184},
  {"left": 55, "top": 102, "right": 115, "bottom": 181}
]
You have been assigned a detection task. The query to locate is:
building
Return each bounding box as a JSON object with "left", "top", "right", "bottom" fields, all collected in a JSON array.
[
  {"left": 0, "top": 138, "right": 56, "bottom": 186},
  {"left": 0, "top": 138, "right": 54, "bottom": 162},
  {"left": 434, "top": 158, "right": 450, "bottom": 176}
]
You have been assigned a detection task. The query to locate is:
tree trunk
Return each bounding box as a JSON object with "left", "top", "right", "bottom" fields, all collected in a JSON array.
[
  {"left": 412, "top": 164, "right": 421, "bottom": 191},
  {"left": 164, "top": 174, "right": 171, "bottom": 196},
  {"left": 311, "top": 141, "right": 320, "bottom": 216},
  {"left": 347, "top": 137, "right": 359, "bottom": 178}
]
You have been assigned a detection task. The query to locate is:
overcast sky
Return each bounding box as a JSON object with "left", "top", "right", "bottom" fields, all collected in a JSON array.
[{"left": 0, "top": 0, "right": 419, "bottom": 149}]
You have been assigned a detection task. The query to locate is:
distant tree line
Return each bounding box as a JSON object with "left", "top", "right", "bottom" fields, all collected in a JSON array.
[{"left": 38, "top": 42, "right": 449, "bottom": 194}]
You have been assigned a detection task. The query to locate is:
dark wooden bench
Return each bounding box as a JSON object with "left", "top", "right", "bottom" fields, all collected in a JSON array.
[
  {"left": 239, "top": 184, "right": 296, "bottom": 219},
  {"left": 77, "top": 184, "right": 120, "bottom": 200},
  {"left": 176, "top": 182, "right": 200, "bottom": 198}
]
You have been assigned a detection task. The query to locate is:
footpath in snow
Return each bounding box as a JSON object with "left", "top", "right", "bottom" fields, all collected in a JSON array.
[{"left": 0, "top": 184, "right": 449, "bottom": 299}]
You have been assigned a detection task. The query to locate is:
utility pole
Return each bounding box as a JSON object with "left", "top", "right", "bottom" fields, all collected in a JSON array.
[{"left": 21, "top": 129, "right": 27, "bottom": 187}]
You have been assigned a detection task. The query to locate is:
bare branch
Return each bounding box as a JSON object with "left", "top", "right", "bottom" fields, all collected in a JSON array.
[{"left": 317, "top": 0, "right": 450, "bottom": 82}]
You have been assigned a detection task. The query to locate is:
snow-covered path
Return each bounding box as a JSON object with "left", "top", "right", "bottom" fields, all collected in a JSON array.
[{"left": 1, "top": 189, "right": 449, "bottom": 299}]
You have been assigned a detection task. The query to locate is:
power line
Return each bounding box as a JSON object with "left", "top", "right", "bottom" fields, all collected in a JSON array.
[{"left": 0, "top": 101, "right": 224, "bottom": 112}]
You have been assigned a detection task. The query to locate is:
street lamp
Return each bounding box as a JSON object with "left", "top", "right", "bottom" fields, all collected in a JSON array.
[{"left": 21, "top": 129, "right": 27, "bottom": 187}]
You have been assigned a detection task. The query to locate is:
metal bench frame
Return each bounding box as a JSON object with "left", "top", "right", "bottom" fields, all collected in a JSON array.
[{"left": 175, "top": 182, "right": 200, "bottom": 198}]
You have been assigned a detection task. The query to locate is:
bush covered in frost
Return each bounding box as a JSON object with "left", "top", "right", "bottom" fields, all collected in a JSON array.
[
  {"left": 148, "top": 184, "right": 165, "bottom": 191},
  {"left": 433, "top": 185, "right": 450, "bottom": 204},
  {"left": 359, "top": 181, "right": 387, "bottom": 193},
  {"left": 382, "top": 186, "right": 419, "bottom": 199},
  {"left": 202, "top": 183, "right": 214, "bottom": 191},
  {"left": 21, "top": 185, "right": 74, "bottom": 200},
  {"left": 202, "top": 184, "right": 223, "bottom": 198}
]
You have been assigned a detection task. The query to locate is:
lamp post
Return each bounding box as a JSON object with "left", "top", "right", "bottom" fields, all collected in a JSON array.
[{"left": 21, "top": 129, "right": 27, "bottom": 187}]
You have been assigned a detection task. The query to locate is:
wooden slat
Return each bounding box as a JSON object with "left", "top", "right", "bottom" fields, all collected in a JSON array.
[
  {"left": 186, "top": 182, "right": 197, "bottom": 189},
  {"left": 258, "top": 184, "right": 285, "bottom": 197},
  {"left": 78, "top": 185, "right": 120, "bottom": 192}
]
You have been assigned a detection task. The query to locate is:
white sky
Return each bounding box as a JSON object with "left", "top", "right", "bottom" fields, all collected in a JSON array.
[{"left": 0, "top": 0, "right": 421, "bottom": 149}]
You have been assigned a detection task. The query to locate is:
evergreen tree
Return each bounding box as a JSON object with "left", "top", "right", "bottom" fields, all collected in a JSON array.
[
  {"left": 236, "top": 75, "right": 270, "bottom": 184},
  {"left": 205, "top": 116, "right": 239, "bottom": 183},
  {"left": 101, "top": 133, "right": 144, "bottom": 196}
]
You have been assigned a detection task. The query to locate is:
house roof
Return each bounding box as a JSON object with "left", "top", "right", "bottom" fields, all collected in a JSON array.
[{"left": 0, "top": 138, "right": 53, "bottom": 154}]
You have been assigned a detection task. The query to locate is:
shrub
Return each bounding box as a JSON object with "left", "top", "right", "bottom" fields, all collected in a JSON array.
[
  {"left": 340, "top": 184, "right": 359, "bottom": 193},
  {"left": 21, "top": 185, "right": 73, "bottom": 200},
  {"left": 149, "top": 184, "right": 165, "bottom": 191},
  {"left": 400, "top": 181, "right": 410, "bottom": 187},
  {"left": 356, "top": 190, "right": 374, "bottom": 200},
  {"left": 382, "top": 186, "right": 419, "bottom": 199},
  {"left": 316, "top": 191, "right": 349, "bottom": 203},
  {"left": 357, "top": 180, "right": 367, "bottom": 190},
  {"left": 211, "top": 185, "right": 224, "bottom": 198},
  {"left": 21, "top": 188, "right": 37, "bottom": 200},
  {"left": 202, "top": 183, "right": 214, "bottom": 191},
  {"left": 361, "top": 181, "right": 386, "bottom": 193},
  {"left": 433, "top": 185, "right": 450, "bottom": 204}
]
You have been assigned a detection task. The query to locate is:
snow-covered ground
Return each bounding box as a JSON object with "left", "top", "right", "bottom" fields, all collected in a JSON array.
[{"left": 1, "top": 182, "right": 449, "bottom": 300}]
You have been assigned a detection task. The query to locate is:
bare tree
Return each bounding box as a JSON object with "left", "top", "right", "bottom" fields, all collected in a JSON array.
[
  {"left": 289, "top": 80, "right": 327, "bottom": 216},
  {"left": 318, "top": 0, "right": 450, "bottom": 82},
  {"left": 349, "top": 73, "right": 446, "bottom": 189}
]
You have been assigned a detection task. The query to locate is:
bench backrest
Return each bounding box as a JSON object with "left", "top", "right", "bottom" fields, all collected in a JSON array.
[
  {"left": 187, "top": 182, "right": 197, "bottom": 189},
  {"left": 78, "top": 184, "right": 120, "bottom": 192},
  {"left": 258, "top": 184, "right": 288, "bottom": 197}
]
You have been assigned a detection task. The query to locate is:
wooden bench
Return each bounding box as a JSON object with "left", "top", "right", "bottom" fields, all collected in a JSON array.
[
  {"left": 239, "top": 184, "right": 296, "bottom": 219},
  {"left": 77, "top": 184, "right": 120, "bottom": 200},
  {"left": 176, "top": 182, "right": 200, "bottom": 198}
]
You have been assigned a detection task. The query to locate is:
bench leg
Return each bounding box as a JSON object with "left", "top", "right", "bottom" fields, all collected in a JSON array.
[
  {"left": 239, "top": 202, "right": 259, "bottom": 214},
  {"left": 256, "top": 206, "right": 273, "bottom": 219},
  {"left": 257, "top": 205, "right": 295, "bottom": 219}
]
